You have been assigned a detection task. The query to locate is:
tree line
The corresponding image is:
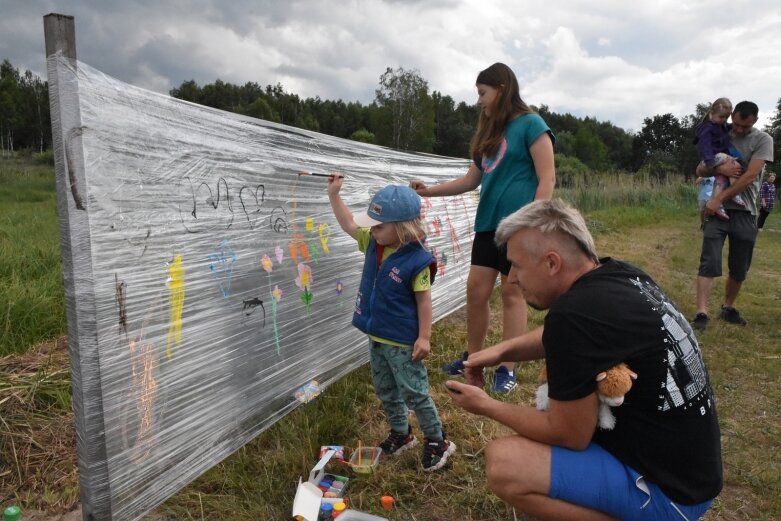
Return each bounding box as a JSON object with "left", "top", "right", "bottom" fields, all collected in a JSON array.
[
  {"left": 2, "top": 59, "right": 778, "bottom": 179},
  {"left": 0, "top": 60, "right": 50, "bottom": 157}
]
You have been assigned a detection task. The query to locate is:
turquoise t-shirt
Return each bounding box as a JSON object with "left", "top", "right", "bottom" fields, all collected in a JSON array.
[{"left": 474, "top": 113, "right": 554, "bottom": 232}]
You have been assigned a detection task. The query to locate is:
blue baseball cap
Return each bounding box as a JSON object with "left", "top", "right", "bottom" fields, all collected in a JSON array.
[{"left": 354, "top": 184, "right": 422, "bottom": 227}]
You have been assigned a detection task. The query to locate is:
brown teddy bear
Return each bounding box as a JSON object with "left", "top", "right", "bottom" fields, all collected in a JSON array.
[{"left": 535, "top": 362, "right": 637, "bottom": 430}]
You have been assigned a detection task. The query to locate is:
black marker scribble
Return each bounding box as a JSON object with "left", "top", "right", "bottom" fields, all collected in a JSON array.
[
  {"left": 115, "top": 273, "right": 127, "bottom": 335},
  {"left": 239, "top": 184, "right": 265, "bottom": 229},
  {"left": 242, "top": 297, "right": 266, "bottom": 327},
  {"left": 64, "top": 126, "right": 87, "bottom": 210},
  {"left": 179, "top": 176, "right": 235, "bottom": 233},
  {"left": 269, "top": 206, "right": 289, "bottom": 234}
]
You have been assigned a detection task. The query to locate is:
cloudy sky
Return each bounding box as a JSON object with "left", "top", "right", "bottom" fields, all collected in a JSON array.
[{"left": 2, "top": 0, "right": 780, "bottom": 132}]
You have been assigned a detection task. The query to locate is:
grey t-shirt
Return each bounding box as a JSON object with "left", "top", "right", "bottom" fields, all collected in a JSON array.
[{"left": 725, "top": 129, "right": 774, "bottom": 215}]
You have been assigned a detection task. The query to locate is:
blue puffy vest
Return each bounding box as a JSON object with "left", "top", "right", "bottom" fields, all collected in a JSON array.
[{"left": 352, "top": 239, "right": 436, "bottom": 345}]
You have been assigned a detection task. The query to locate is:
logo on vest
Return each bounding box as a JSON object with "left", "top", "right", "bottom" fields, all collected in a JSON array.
[
  {"left": 354, "top": 291, "right": 363, "bottom": 314},
  {"left": 388, "top": 266, "right": 403, "bottom": 284}
]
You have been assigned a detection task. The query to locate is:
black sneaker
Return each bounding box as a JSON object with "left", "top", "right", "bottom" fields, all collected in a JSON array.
[
  {"left": 719, "top": 306, "right": 747, "bottom": 326},
  {"left": 379, "top": 425, "right": 417, "bottom": 456},
  {"left": 441, "top": 351, "right": 468, "bottom": 376},
  {"left": 691, "top": 312, "right": 709, "bottom": 331},
  {"left": 421, "top": 437, "right": 456, "bottom": 471}
]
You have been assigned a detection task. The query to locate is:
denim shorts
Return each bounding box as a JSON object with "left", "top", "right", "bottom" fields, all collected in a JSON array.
[{"left": 550, "top": 443, "right": 713, "bottom": 521}]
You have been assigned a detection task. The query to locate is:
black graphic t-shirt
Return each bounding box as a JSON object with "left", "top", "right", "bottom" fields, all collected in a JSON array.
[{"left": 543, "top": 258, "right": 722, "bottom": 505}]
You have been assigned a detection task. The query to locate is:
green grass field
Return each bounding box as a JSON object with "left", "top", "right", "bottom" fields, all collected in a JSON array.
[
  {"left": 1, "top": 157, "right": 779, "bottom": 520},
  {"left": 0, "top": 157, "right": 64, "bottom": 356}
]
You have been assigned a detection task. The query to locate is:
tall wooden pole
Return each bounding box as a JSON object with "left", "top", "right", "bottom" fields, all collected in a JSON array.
[{"left": 43, "top": 14, "right": 110, "bottom": 521}]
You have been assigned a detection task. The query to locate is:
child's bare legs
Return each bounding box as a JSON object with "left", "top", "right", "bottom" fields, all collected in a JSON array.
[
  {"left": 711, "top": 175, "right": 730, "bottom": 221},
  {"left": 465, "top": 265, "right": 497, "bottom": 387},
  {"left": 464, "top": 267, "right": 526, "bottom": 388},
  {"left": 500, "top": 273, "right": 527, "bottom": 348}
]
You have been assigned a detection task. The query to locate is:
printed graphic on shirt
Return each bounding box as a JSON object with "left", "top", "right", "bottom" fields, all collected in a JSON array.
[
  {"left": 480, "top": 138, "right": 507, "bottom": 174},
  {"left": 629, "top": 277, "right": 714, "bottom": 415}
]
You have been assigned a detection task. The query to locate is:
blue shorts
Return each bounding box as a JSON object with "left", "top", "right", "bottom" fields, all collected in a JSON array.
[{"left": 550, "top": 443, "right": 713, "bottom": 521}]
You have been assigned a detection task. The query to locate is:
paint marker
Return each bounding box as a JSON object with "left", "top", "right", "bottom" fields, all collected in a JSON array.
[{"left": 297, "top": 170, "right": 344, "bottom": 178}]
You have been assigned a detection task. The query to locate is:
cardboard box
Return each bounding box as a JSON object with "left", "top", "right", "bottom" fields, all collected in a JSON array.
[{"left": 292, "top": 449, "right": 350, "bottom": 521}]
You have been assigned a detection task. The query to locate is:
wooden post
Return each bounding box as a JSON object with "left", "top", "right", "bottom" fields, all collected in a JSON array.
[{"left": 43, "top": 14, "right": 110, "bottom": 521}]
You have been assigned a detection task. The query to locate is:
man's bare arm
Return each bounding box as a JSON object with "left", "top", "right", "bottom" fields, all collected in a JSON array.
[
  {"left": 445, "top": 380, "right": 599, "bottom": 449},
  {"left": 710, "top": 158, "right": 766, "bottom": 204},
  {"left": 463, "top": 326, "right": 545, "bottom": 368}
]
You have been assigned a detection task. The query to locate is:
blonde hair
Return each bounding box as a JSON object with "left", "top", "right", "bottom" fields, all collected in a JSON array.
[
  {"left": 393, "top": 218, "right": 426, "bottom": 246},
  {"left": 495, "top": 199, "right": 599, "bottom": 264},
  {"left": 706, "top": 97, "right": 732, "bottom": 121}
]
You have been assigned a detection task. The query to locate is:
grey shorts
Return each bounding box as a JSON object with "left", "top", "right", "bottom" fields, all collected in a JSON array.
[{"left": 697, "top": 210, "right": 757, "bottom": 281}]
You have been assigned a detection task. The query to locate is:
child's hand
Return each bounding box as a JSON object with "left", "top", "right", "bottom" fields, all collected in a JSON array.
[
  {"left": 412, "top": 338, "right": 430, "bottom": 361},
  {"left": 327, "top": 174, "right": 344, "bottom": 195},
  {"left": 409, "top": 179, "right": 429, "bottom": 196}
]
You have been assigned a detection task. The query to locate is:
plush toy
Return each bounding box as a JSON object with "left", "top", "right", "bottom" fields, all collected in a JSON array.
[
  {"left": 534, "top": 365, "right": 551, "bottom": 412},
  {"left": 595, "top": 363, "right": 637, "bottom": 430},
  {"left": 534, "top": 362, "right": 637, "bottom": 430}
]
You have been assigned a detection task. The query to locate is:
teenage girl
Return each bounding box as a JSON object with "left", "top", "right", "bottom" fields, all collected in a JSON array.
[{"left": 410, "top": 62, "right": 555, "bottom": 393}]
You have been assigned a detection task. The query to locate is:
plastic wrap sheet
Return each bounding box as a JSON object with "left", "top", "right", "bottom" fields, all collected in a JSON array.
[{"left": 47, "top": 54, "right": 476, "bottom": 521}]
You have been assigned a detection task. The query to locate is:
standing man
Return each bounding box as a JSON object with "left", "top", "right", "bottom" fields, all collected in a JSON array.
[
  {"left": 446, "top": 199, "right": 722, "bottom": 520},
  {"left": 691, "top": 101, "right": 774, "bottom": 331}
]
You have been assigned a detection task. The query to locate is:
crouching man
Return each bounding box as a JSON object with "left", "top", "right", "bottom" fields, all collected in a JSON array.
[{"left": 446, "top": 199, "right": 722, "bottom": 520}]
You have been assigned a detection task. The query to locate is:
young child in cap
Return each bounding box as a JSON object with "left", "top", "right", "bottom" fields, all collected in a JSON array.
[{"left": 327, "top": 176, "right": 456, "bottom": 471}]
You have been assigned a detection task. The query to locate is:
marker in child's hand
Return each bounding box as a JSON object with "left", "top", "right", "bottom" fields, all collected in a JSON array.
[{"left": 297, "top": 170, "right": 344, "bottom": 179}]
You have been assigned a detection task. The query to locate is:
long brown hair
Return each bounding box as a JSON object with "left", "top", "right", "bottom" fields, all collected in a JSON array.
[{"left": 470, "top": 63, "right": 533, "bottom": 159}]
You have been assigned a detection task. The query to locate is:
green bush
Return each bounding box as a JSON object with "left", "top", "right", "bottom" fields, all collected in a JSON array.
[
  {"left": 554, "top": 153, "right": 590, "bottom": 188},
  {"left": 33, "top": 149, "right": 55, "bottom": 166},
  {"left": 350, "top": 128, "right": 375, "bottom": 144}
]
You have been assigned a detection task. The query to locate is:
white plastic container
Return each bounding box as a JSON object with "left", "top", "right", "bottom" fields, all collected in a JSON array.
[
  {"left": 336, "top": 509, "right": 389, "bottom": 521},
  {"left": 347, "top": 446, "right": 382, "bottom": 474}
]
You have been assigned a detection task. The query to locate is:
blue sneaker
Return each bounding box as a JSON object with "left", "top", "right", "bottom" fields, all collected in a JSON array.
[
  {"left": 441, "top": 351, "right": 468, "bottom": 375},
  {"left": 492, "top": 366, "right": 517, "bottom": 394}
]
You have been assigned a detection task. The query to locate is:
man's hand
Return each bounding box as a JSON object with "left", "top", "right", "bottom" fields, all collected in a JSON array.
[
  {"left": 704, "top": 198, "right": 720, "bottom": 215},
  {"left": 445, "top": 380, "right": 492, "bottom": 414},
  {"left": 716, "top": 159, "right": 743, "bottom": 178},
  {"left": 463, "top": 345, "right": 504, "bottom": 369},
  {"left": 464, "top": 366, "right": 485, "bottom": 388}
]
